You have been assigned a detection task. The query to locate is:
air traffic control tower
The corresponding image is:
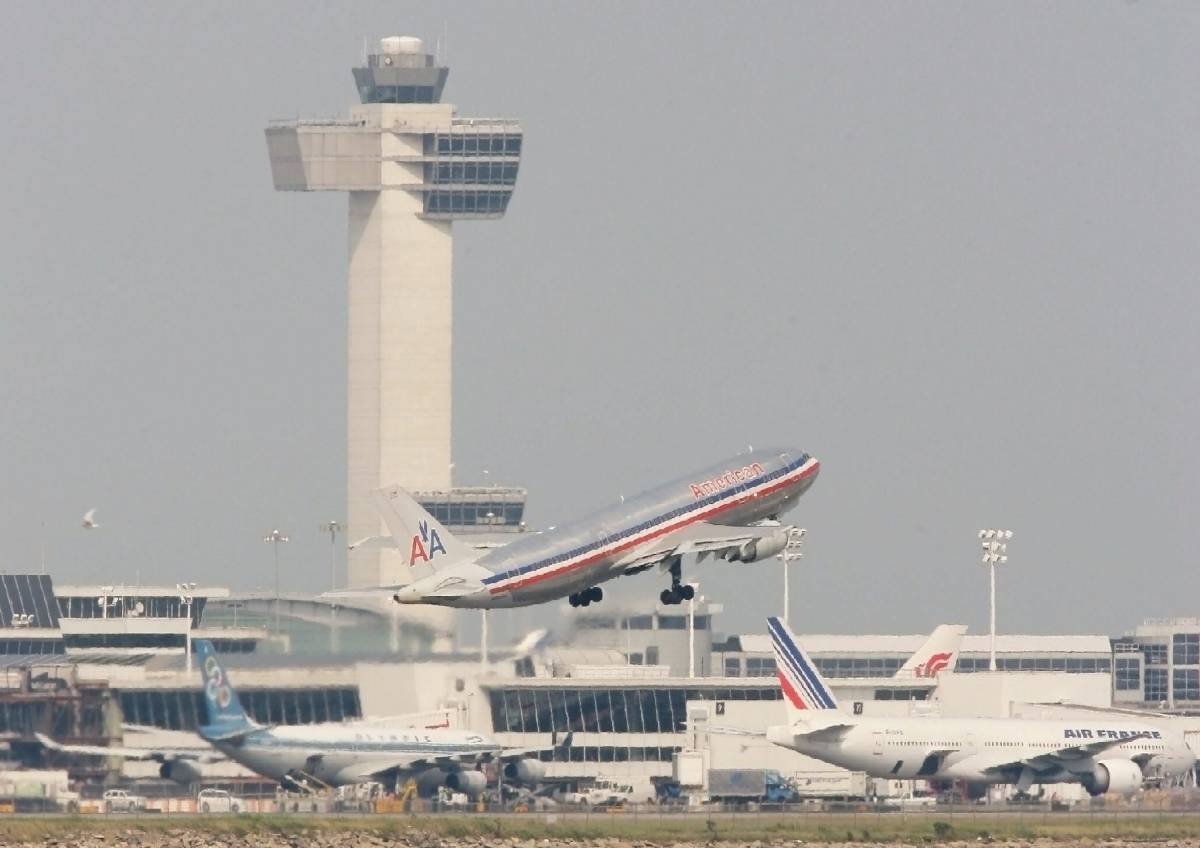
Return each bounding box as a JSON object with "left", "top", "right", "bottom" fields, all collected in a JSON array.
[{"left": 265, "top": 36, "right": 523, "bottom": 595}]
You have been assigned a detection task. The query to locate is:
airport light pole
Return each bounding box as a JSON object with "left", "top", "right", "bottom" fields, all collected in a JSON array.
[
  {"left": 688, "top": 583, "right": 700, "bottom": 679},
  {"left": 177, "top": 582, "right": 197, "bottom": 674},
  {"left": 263, "top": 529, "right": 289, "bottom": 636},
  {"left": 320, "top": 520, "right": 342, "bottom": 592},
  {"left": 481, "top": 610, "right": 489, "bottom": 672},
  {"left": 978, "top": 529, "right": 1012, "bottom": 672},
  {"left": 778, "top": 528, "right": 806, "bottom": 627}
]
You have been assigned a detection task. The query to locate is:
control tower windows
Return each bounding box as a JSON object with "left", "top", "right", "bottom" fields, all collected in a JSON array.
[
  {"left": 434, "top": 135, "right": 522, "bottom": 155},
  {"left": 425, "top": 191, "right": 510, "bottom": 214}
]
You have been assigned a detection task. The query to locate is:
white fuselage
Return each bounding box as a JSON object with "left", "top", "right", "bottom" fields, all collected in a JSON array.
[
  {"left": 768, "top": 716, "right": 1193, "bottom": 788},
  {"left": 399, "top": 448, "right": 819, "bottom": 609},
  {"left": 212, "top": 722, "right": 496, "bottom": 787}
]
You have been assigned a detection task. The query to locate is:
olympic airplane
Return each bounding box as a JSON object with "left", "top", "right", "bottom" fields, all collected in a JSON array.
[
  {"left": 378, "top": 447, "right": 819, "bottom": 609},
  {"left": 45, "top": 642, "right": 561, "bottom": 795},
  {"left": 762, "top": 618, "right": 1194, "bottom": 797}
]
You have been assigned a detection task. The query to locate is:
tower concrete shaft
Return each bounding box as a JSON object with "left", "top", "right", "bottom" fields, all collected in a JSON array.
[{"left": 265, "top": 36, "right": 522, "bottom": 594}]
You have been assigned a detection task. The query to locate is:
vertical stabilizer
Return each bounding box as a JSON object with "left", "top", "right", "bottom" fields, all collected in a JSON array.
[
  {"left": 899, "top": 624, "right": 967, "bottom": 678},
  {"left": 195, "top": 640, "right": 257, "bottom": 740},
  {"left": 372, "top": 485, "right": 475, "bottom": 582},
  {"left": 767, "top": 617, "right": 839, "bottom": 723}
]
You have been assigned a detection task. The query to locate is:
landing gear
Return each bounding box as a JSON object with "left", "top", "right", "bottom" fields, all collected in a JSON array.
[
  {"left": 659, "top": 556, "right": 695, "bottom": 605},
  {"left": 569, "top": 586, "right": 603, "bottom": 608}
]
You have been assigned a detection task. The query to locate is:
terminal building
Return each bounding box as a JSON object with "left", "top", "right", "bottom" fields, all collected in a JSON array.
[{"left": 0, "top": 570, "right": 1190, "bottom": 799}]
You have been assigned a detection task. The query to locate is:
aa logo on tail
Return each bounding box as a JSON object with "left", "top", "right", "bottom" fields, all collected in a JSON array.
[
  {"left": 915, "top": 651, "right": 954, "bottom": 678},
  {"left": 409, "top": 519, "right": 448, "bottom": 566}
]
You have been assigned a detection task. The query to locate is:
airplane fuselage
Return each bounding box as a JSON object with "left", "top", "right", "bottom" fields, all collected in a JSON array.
[
  {"left": 399, "top": 448, "right": 818, "bottom": 608},
  {"left": 769, "top": 716, "right": 1193, "bottom": 788},
  {"left": 212, "top": 722, "right": 496, "bottom": 787}
]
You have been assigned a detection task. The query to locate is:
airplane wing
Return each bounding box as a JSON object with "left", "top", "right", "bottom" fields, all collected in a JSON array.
[
  {"left": 36, "top": 733, "right": 225, "bottom": 764},
  {"left": 331, "top": 733, "right": 573, "bottom": 783},
  {"left": 614, "top": 522, "right": 793, "bottom": 572},
  {"left": 982, "top": 732, "right": 1151, "bottom": 775}
]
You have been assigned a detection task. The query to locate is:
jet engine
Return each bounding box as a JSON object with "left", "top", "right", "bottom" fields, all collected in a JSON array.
[
  {"left": 729, "top": 531, "right": 790, "bottom": 563},
  {"left": 159, "top": 760, "right": 202, "bottom": 785},
  {"left": 415, "top": 767, "right": 449, "bottom": 796},
  {"left": 445, "top": 769, "right": 487, "bottom": 798},
  {"left": 1083, "top": 759, "right": 1144, "bottom": 796},
  {"left": 502, "top": 758, "right": 546, "bottom": 784}
]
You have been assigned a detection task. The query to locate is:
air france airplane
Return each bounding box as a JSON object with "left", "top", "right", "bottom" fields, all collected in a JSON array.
[
  {"left": 764, "top": 618, "right": 1194, "bottom": 796},
  {"left": 378, "top": 447, "right": 818, "bottom": 609}
]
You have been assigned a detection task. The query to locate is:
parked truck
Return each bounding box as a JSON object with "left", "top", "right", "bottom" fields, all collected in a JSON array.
[
  {"left": 0, "top": 770, "right": 80, "bottom": 812},
  {"left": 791, "top": 770, "right": 870, "bottom": 800},
  {"left": 707, "top": 769, "right": 797, "bottom": 804}
]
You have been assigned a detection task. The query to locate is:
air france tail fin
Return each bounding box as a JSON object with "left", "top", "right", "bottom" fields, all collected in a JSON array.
[
  {"left": 899, "top": 624, "right": 967, "bottom": 678},
  {"left": 195, "top": 640, "right": 257, "bottom": 741},
  {"left": 372, "top": 485, "right": 474, "bottom": 581},
  {"left": 767, "top": 617, "right": 839, "bottom": 723}
]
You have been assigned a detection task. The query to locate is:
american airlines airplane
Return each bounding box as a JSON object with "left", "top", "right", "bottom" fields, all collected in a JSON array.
[
  {"left": 46, "top": 642, "right": 560, "bottom": 797},
  {"left": 763, "top": 618, "right": 1195, "bottom": 796},
  {"left": 378, "top": 447, "right": 818, "bottom": 609}
]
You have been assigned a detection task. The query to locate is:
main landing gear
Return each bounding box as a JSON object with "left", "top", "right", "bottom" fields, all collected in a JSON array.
[
  {"left": 659, "top": 556, "right": 695, "bottom": 606},
  {"left": 569, "top": 586, "right": 603, "bottom": 608}
]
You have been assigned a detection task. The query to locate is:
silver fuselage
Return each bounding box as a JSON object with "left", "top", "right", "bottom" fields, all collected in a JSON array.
[
  {"left": 434, "top": 447, "right": 817, "bottom": 608},
  {"left": 211, "top": 722, "right": 496, "bottom": 787}
]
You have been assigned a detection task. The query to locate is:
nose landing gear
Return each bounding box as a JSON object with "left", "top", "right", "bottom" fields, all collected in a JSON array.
[{"left": 569, "top": 586, "right": 604, "bottom": 608}]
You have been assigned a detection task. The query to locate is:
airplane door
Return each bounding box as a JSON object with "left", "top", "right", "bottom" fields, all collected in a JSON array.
[{"left": 872, "top": 730, "right": 884, "bottom": 757}]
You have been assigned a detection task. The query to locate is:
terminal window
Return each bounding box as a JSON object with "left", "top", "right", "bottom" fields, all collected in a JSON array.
[
  {"left": 1172, "top": 668, "right": 1200, "bottom": 701},
  {"left": 1114, "top": 657, "right": 1141, "bottom": 691},
  {"left": 119, "top": 688, "right": 361, "bottom": 730},
  {"left": 745, "top": 657, "right": 777, "bottom": 677},
  {"left": 1143, "top": 643, "right": 1168, "bottom": 665},
  {"left": 1173, "top": 634, "right": 1199, "bottom": 666},
  {"left": 724, "top": 658, "right": 741, "bottom": 677},
  {"left": 1145, "top": 667, "right": 1168, "bottom": 702},
  {"left": 488, "top": 686, "right": 781, "bottom": 735},
  {"left": 815, "top": 657, "right": 902, "bottom": 678}
]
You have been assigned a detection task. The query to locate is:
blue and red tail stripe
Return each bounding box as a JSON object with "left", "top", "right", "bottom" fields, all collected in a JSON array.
[{"left": 767, "top": 617, "right": 837, "bottom": 711}]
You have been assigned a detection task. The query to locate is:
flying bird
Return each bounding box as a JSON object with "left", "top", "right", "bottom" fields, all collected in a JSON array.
[{"left": 81, "top": 509, "right": 100, "bottom": 530}]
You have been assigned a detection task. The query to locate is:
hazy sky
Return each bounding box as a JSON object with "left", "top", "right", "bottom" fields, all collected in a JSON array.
[{"left": 1, "top": 3, "right": 1197, "bottom": 645}]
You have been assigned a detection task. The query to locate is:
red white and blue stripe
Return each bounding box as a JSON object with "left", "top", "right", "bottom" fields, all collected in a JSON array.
[
  {"left": 480, "top": 454, "right": 818, "bottom": 595},
  {"left": 768, "top": 616, "right": 838, "bottom": 711}
]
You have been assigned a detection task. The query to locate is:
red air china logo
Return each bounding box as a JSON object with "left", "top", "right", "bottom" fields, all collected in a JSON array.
[
  {"left": 689, "top": 463, "right": 765, "bottom": 499},
  {"left": 409, "top": 520, "right": 448, "bottom": 566},
  {"left": 915, "top": 651, "right": 954, "bottom": 678}
]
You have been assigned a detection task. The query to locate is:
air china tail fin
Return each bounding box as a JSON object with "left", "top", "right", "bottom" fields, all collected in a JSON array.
[
  {"left": 767, "top": 617, "right": 839, "bottom": 723},
  {"left": 372, "top": 485, "right": 474, "bottom": 581},
  {"left": 899, "top": 624, "right": 967, "bottom": 678}
]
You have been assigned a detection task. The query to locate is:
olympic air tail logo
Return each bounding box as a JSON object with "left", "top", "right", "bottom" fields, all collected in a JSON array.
[
  {"left": 915, "top": 651, "right": 954, "bottom": 678},
  {"left": 409, "top": 519, "right": 448, "bottom": 566},
  {"left": 203, "top": 655, "right": 233, "bottom": 710}
]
